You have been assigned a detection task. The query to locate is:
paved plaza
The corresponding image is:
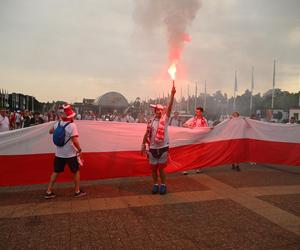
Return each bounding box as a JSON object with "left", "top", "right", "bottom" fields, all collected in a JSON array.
[{"left": 0, "top": 164, "right": 299, "bottom": 249}]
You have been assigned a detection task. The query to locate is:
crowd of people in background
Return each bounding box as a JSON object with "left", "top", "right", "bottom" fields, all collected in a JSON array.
[
  {"left": 0, "top": 109, "right": 59, "bottom": 132},
  {"left": 0, "top": 106, "right": 298, "bottom": 134}
]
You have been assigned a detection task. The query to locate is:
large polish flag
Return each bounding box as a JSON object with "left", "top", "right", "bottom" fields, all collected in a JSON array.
[{"left": 0, "top": 118, "right": 299, "bottom": 186}]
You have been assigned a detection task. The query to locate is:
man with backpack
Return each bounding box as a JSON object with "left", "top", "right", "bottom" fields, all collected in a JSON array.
[{"left": 45, "top": 104, "right": 86, "bottom": 199}]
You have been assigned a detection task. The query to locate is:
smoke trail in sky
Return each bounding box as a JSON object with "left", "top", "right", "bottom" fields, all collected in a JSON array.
[{"left": 133, "top": 0, "right": 202, "bottom": 63}]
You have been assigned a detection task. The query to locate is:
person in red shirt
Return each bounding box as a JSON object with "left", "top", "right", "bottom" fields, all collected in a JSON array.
[
  {"left": 183, "top": 107, "right": 208, "bottom": 128},
  {"left": 182, "top": 107, "right": 208, "bottom": 174}
]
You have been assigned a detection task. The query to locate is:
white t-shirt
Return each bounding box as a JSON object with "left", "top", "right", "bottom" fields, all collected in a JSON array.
[
  {"left": 53, "top": 121, "right": 79, "bottom": 158},
  {"left": 0, "top": 115, "right": 10, "bottom": 132},
  {"left": 16, "top": 113, "right": 21, "bottom": 123},
  {"left": 149, "top": 115, "right": 169, "bottom": 149}
]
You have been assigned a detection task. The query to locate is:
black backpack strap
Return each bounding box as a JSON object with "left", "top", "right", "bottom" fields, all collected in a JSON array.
[
  {"left": 63, "top": 122, "right": 72, "bottom": 146},
  {"left": 63, "top": 122, "right": 71, "bottom": 129}
]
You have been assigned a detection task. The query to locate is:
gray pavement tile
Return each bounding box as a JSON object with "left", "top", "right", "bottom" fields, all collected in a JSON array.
[
  {"left": 206, "top": 164, "right": 300, "bottom": 188},
  {"left": 0, "top": 175, "right": 209, "bottom": 207},
  {"left": 1, "top": 198, "right": 300, "bottom": 249},
  {"left": 1, "top": 165, "right": 300, "bottom": 249},
  {"left": 258, "top": 194, "right": 300, "bottom": 217},
  {"left": 273, "top": 244, "right": 300, "bottom": 250}
]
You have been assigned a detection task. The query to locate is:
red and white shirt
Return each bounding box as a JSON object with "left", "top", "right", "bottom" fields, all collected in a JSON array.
[{"left": 184, "top": 116, "right": 208, "bottom": 128}]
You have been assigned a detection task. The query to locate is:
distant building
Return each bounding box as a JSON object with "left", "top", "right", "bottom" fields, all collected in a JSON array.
[
  {"left": 73, "top": 101, "right": 97, "bottom": 116},
  {"left": 94, "top": 91, "right": 129, "bottom": 114},
  {"left": 265, "top": 109, "right": 289, "bottom": 123},
  {"left": 289, "top": 107, "right": 300, "bottom": 121},
  {"left": 83, "top": 98, "right": 95, "bottom": 105},
  {"left": 0, "top": 90, "right": 42, "bottom": 112}
]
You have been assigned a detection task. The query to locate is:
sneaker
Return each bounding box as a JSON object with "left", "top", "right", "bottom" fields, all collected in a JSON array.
[
  {"left": 152, "top": 184, "right": 159, "bottom": 194},
  {"left": 232, "top": 164, "right": 236, "bottom": 170},
  {"left": 44, "top": 192, "right": 56, "bottom": 199},
  {"left": 160, "top": 184, "right": 167, "bottom": 195},
  {"left": 196, "top": 169, "right": 203, "bottom": 174},
  {"left": 74, "top": 190, "right": 87, "bottom": 198},
  {"left": 182, "top": 171, "right": 188, "bottom": 175},
  {"left": 236, "top": 165, "right": 241, "bottom": 172}
]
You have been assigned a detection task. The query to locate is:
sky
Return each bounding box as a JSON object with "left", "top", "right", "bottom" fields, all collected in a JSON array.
[{"left": 0, "top": 0, "right": 299, "bottom": 103}]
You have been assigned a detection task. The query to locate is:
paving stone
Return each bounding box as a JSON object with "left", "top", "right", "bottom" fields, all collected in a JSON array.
[
  {"left": 0, "top": 165, "right": 300, "bottom": 249},
  {"left": 258, "top": 193, "right": 300, "bottom": 217},
  {"left": 206, "top": 164, "right": 300, "bottom": 188}
]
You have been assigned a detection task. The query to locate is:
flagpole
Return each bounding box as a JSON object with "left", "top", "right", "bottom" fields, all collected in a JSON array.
[
  {"left": 204, "top": 80, "right": 207, "bottom": 111},
  {"left": 0, "top": 89, "right": 2, "bottom": 108},
  {"left": 194, "top": 81, "right": 197, "bottom": 110},
  {"left": 298, "top": 74, "right": 300, "bottom": 107},
  {"left": 250, "top": 66, "right": 254, "bottom": 115},
  {"left": 233, "top": 70, "right": 237, "bottom": 111},
  {"left": 271, "top": 60, "right": 276, "bottom": 109},
  {"left": 180, "top": 86, "right": 182, "bottom": 112},
  {"left": 187, "top": 83, "right": 190, "bottom": 114}
]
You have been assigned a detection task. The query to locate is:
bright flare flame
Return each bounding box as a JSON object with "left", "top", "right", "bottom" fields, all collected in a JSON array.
[{"left": 168, "top": 63, "right": 177, "bottom": 80}]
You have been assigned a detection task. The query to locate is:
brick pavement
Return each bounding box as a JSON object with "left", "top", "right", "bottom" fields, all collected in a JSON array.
[{"left": 0, "top": 164, "right": 299, "bottom": 249}]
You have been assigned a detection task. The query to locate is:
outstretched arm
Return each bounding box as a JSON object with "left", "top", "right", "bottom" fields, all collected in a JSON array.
[{"left": 166, "top": 85, "right": 176, "bottom": 118}]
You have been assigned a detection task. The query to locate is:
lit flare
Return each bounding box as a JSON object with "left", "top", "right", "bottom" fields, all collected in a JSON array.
[{"left": 168, "top": 62, "right": 177, "bottom": 81}]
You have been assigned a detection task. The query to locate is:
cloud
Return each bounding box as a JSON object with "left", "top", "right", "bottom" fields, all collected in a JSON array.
[{"left": 0, "top": 0, "right": 299, "bottom": 103}]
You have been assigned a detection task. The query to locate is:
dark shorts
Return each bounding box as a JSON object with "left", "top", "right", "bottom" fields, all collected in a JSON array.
[{"left": 54, "top": 156, "right": 79, "bottom": 173}]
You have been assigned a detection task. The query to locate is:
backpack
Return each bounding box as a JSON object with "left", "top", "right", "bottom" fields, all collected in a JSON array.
[{"left": 53, "top": 121, "right": 71, "bottom": 147}]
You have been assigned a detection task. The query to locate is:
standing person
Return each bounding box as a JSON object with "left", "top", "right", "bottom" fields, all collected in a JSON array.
[
  {"left": 182, "top": 106, "right": 208, "bottom": 174},
  {"left": 231, "top": 112, "right": 241, "bottom": 171},
  {"left": 141, "top": 85, "right": 176, "bottom": 195},
  {"left": 0, "top": 109, "right": 10, "bottom": 133},
  {"left": 9, "top": 112, "right": 16, "bottom": 130},
  {"left": 183, "top": 107, "right": 208, "bottom": 128},
  {"left": 15, "top": 111, "right": 22, "bottom": 129},
  {"left": 23, "top": 110, "right": 31, "bottom": 128},
  {"left": 249, "top": 113, "right": 257, "bottom": 166},
  {"left": 45, "top": 104, "right": 86, "bottom": 199},
  {"left": 169, "top": 111, "right": 182, "bottom": 127},
  {"left": 287, "top": 117, "right": 296, "bottom": 124},
  {"left": 30, "top": 112, "right": 44, "bottom": 126}
]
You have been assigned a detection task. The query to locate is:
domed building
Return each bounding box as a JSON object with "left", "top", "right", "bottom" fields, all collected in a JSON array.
[{"left": 94, "top": 91, "right": 129, "bottom": 114}]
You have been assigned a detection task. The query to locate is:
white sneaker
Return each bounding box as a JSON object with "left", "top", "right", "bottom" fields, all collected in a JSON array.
[
  {"left": 196, "top": 169, "right": 203, "bottom": 174},
  {"left": 182, "top": 171, "right": 188, "bottom": 175}
]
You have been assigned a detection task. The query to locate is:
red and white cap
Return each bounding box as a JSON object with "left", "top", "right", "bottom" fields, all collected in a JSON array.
[
  {"left": 150, "top": 104, "right": 165, "bottom": 110},
  {"left": 63, "top": 104, "right": 76, "bottom": 118}
]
